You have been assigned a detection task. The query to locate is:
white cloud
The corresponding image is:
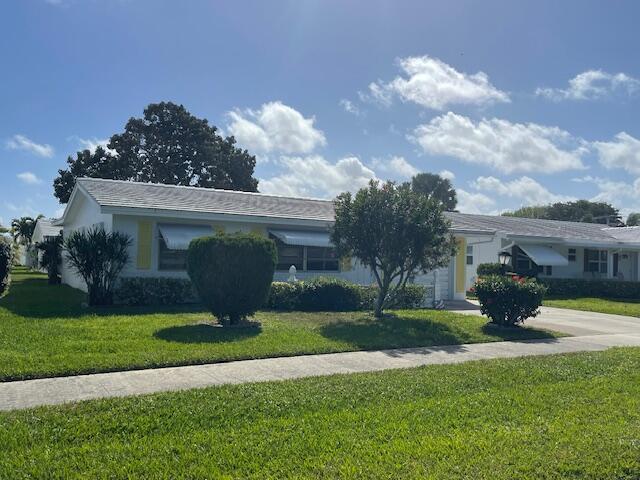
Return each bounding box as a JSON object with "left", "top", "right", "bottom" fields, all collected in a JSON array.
[
  {"left": 76, "top": 137, "right": 111, "bottom": 153},
  {"left": 472, "top": 176, "right": 573, "bottom": 205},
  {"left": 6, "top": 134, "right": 54, "bottom": 158},
  {"left": 536, "top": 70, "right": 640, "bottom": 101},
  {"left": 16, "top": 172, "right": 43, "bottom": 185},
  {"left": 593, "top": 132, "right": 640, "bottom": 174},
  {"left": 572, "top": 175, "right": 640, "bottom": 205},
  {"left": 439, "top": 169, "right": 455, "bottom": 181},
  {"left": 456, "top": 189, "right": 496, "bottom": 215},
  {"left": 365, "top": 55, "right": 509, "bottom": 110},
  {"left": 339, "top": 99, "right": 361, "bottom": 116},
  {"left": 410, "top": 112, "right": 587, "bottom": 174},
  {"left": 227, "top": 101, "right": 326, "bottom": 155},
  {"left": 259, "top": 155, "right": 376, "bottom": 198},
  {"left": 370, "top": 156, "right": 419, "bottom": 179}
]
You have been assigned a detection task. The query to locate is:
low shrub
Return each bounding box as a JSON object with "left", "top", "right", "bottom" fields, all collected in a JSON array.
[
  {"left": 187, "top": 234, "right": 277, "bottom": 325},
  {"left": 476, "top": 263, "right": 503, "bottom": 276},
  {"left": 266, "top": 278, "right": 427, "bottom": 312},
  {"left": 114, "top": 277, "right": 198, "bottom": 306},
  {"left": 298, "top": 277, "right": 364, "bottom": 311},
  {"left": 541, "top": 277, "right": 640, "bottom": 299},
  {"left": 0, "top": 238, "right": 12, "bottom": 296},
  {"left": 474, "top": 275, "right": 547, "bottom": 326}
]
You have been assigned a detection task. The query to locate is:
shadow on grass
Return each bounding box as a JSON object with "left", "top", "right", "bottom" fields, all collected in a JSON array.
[
  {"left": 321, "top": 312, "right": 558, "bottom": 351},
  {"left": 154, "top": 323, "right": 262, "bottom": 344},
  {"left": 1, "top": 275, "right": 206, "bottom": 319}
]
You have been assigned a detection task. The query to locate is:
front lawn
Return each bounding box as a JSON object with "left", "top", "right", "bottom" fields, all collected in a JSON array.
[
  {"left": 545, "top": 297, "right": 640, "bottom": 317},
  {"left": 0, "top": 268, "right": 561, "bottom": 381},
  {"left": 1, "top": 347, "right": 639, "bottom": 478}
]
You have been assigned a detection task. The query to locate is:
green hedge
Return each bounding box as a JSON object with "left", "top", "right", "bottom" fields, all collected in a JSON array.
[
  {"left": 114, "top": 277, "right": 198, "bottom": 306},
  {"left": 477, "top": 263, "right": 503, "bottom": 276},
  {"left": 540, "top": 277, "right": 640, "bottom": 299},
  {"left": 112, "top": 275, "right": 428, "bottom": 311},
  {"left": 267, "top": 277, "right": 427, "bottom": 312},
  {"left": 0, "top": 238, "right": 12, "bottom": 297}
]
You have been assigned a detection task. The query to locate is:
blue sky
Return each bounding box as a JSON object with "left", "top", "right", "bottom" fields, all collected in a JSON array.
[{"left": 2, "top": 0, "right": 640, "bottom": 227}]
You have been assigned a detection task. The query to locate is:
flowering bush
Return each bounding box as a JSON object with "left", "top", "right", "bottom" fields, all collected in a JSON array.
[{"left": 473, "top": 274, "right": 547, "bottom": 326}]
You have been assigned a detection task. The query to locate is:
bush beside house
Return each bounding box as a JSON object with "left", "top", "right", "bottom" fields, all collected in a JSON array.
[
  {"left": 187, "top": 233, "right": 277, "bottom": 325},
  {"left": 476, "top": 263, "right": 503, "bottom": 276},
  {"left": 0, "top": 238, "right": 13, "bottom": 297},
  {"left": 474, "top": 275, "right": 546, "bottom": 326},
  {"left": 115, "top": 277, "right": 197, "bottom": 305},
  {"left": 37, "top": 236, "right": 63, "bottom": 284},
  {"left": 541, "top": 277, "right": 640, "bottom": 299},
  {"left": 64, "top": 227, "right": 132, "bottom": 306}
]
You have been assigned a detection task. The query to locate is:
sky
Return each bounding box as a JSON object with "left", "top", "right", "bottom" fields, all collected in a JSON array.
[{"left": 2, "top": 0, "right": 640, "bottom": 228}]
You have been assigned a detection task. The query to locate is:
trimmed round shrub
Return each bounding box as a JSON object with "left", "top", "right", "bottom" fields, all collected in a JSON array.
[
  {"left": 0, "top": 237, "right": 13, "bottom": 297},
  {"left": 187, "top": 234, "right": 277, "bottom": 325},
  {"left": 473, "top": 275, "right": 547, "bottom": 326},
  {"left": 476, "top": 262, "right": 503, "bottom": 276},
  {"left": 266, "top": 281, "right": 303, "bottom": 311},
  {"left": 298, "top": 277, "right": 364, "bottom": 311}
]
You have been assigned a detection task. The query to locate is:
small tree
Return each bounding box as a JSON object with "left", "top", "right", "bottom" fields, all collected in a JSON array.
[
  {"left": 0, "top": 237, "right": 13, "bottom": 297},
  {"left": 332, "top": 180, "right": 455, "bottom": 318},
  {"left": 627, "top": 212, "right": 640, "bottom": 226},
  {"left": 64, "top": 227, "right": 132, "bottom": 306},
  {"left": 187, "top": 233, "right": 277, "bottom": 325},
  {"left": 37, "top": 235, "right": 63, "bottom": 284}
]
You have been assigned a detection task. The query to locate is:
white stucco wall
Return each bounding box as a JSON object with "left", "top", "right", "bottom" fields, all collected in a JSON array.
[{"left": 60, "top": 192, "right": 113, "bottom": 291}]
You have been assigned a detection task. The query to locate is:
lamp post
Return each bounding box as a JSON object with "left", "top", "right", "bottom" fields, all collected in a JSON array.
[{"left": 498, "top": 251, "right": 512, "bottom": 276}]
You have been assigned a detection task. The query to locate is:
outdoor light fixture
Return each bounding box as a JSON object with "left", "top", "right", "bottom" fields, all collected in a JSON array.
[{"left": 498, "top": 251, "right": 512, "bottom": 266}]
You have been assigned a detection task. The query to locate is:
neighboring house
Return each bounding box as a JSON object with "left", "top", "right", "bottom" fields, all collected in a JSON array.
[
  {"left": 55, "top": 178, "right": 640, "bottom": 301},
  {"left": 31, "top": 218, "right": 63, "bottom": 270}
]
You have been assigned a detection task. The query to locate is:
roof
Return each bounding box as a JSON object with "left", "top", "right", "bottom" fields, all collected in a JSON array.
[
  {"left": 445, "top": 212, "right": 640, "bottom": 245},
  {"left": 72, "top": 178, "right": 640, "bottom": 245},
  {"left": 76, "top": 177, "right": 335, "bottom": 222},
  {"left": 34, "top": 218, "right": 62, "bottom": 238}
]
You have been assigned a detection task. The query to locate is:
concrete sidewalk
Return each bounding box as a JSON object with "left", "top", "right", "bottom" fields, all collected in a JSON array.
[{"left": 2, "top": 333, "right": 640, "bottom": 411}]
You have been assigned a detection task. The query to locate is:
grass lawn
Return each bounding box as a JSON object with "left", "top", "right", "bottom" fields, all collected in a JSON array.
[
  {"left": 1, "top": 347, "right": 639, "bottom": 478},
  {"left": 545, "top": 297, "right": 640, "bottom": 317},
  {"left": 0, "top": 268, "right": 561, "bottom": 381}
]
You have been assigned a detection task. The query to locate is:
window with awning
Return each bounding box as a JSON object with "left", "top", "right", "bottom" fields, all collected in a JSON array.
[
  {"left": 157, "top": 224, "right": 214, "bottom": 270},
  {"left": 268, "top": 230, "right": 338, "bottom": 271},
  {"left": 517, "top": 244, "right": 569, "bottom": 267}
]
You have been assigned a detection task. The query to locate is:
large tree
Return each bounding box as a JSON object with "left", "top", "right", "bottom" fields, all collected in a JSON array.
[
  {"left": 331, "top": 180, "right": 454, "bottom": 318},
  {"left": 503, "top": 200, "right": 621, "bottom": 224},
  {"left": 410, "top": 172, "right": 457, "bottom": 211},
  {"left": 54, "top": 102, "right": 259, "bottom": 203}
]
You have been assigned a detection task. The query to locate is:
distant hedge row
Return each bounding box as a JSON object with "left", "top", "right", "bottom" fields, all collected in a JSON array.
[
  {"left": 114, "top": 276, "right": 428, "bottom": 311},
  {"left": 540, "top": 277, "right": 640, "bottom": 299}
]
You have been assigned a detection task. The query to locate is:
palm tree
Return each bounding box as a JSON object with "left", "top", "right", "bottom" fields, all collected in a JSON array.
[{"left": 10, "top": 215, "right": 43, "bottom": 246}]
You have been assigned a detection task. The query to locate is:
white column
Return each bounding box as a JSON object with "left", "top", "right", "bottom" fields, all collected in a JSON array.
[{"left": 607, "top": 250, "right": 614, "bottom": 279}]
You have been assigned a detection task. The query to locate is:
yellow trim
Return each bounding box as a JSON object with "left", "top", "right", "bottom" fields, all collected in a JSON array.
[
  {"left": 455, "top": 237, "right": 466, "bottom": 293},
  {"left": 137, "top": 221, "right": 152, "bottom": 270}
]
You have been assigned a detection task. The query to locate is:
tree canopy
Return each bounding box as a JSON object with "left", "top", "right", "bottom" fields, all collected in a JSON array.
[
  {"left": 10, "top": 215, "right": 43, "bottom": 245},
  {"left": 331, "top": 180, "right": 454, "bottom": 318},
  {"left": 502, "top": 200, "right": 621, "bottom": 225},
  {"left": 627, "top": 213, "right": 640, "bottom": 226},
  {"left": 410, "top": 172, "right": 457, "bottom": 211},
  {"left": 54, "top": 102, "right": 259, "bottom": 203}
]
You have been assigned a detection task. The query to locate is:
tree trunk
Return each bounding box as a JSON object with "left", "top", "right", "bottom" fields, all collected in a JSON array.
[{"left": 374, "top": 282, "right": 389, "bottom": 318}]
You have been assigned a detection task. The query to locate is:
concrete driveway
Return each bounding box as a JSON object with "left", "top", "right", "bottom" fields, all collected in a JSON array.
[{"left": 447, "top": 300, "right": 640, "bottom": 336}]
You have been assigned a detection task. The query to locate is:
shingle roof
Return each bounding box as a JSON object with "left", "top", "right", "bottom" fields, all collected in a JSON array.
[
  {"left": 445, "top": 212, "right": 640, "bottom": 244},
  {"left": 77, "top": 178, "right": 335, "bottom": 222},
  {"left": 75, "top": 178, "right": 640, "bottom": 245},
  {"left": 35, "top": 218, "right": 62, "bottom": 237}
]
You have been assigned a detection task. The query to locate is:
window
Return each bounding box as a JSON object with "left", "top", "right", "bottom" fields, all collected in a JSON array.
[
  {"left": 276, "top": 244, "right": 304, "bottom": 271},
  {"left": 466, "top": 245, "right": 473, "bottom": 265},
  {"left": 306, "top": 246, "right": 339, "bottom": 271},
  {"left": 272, "top": 236, "right": 339, "bottom": 272},
  {"left": 584, "top": 249, "right": 607, "bottom": 274},
  {"left": 158, "top": 236, "right": 187, "bottom": 271},
  {"left": 515, "top": 248, "right": 535, "bottom": 271},
  {"left": 545, "top": 266, "right": 552, "bottom": 276},
  {"left": 568, "top": 248, "right": 576, "bottom": 262}
]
